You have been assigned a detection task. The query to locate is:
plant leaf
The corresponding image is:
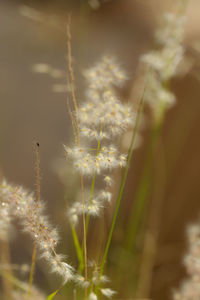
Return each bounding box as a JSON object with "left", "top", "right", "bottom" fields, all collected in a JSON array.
[{"left": 46, "top": 289, "right": 60, "bottom": 300}]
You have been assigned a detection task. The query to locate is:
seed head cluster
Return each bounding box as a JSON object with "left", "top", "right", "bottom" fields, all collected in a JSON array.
[
  {"left": 173, "top": 222, "right": 200, "bottom": 299},
  {"left": 141, "top": 11, "right": 186, "bottom": 123},
  {"left": 74, "top": 261, "right": 116, "bottom": 299},
  {"left": 64, "top": 56, "right": 135, "bottom": 226},
  {"left": 0, "top": 179, "right": 73, "bottom": 283}
]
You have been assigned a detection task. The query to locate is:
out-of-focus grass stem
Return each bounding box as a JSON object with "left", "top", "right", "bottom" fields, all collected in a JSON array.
[
  {"left": 136, "top": 131, "right": 166, "bottom": 298},
  {"left": 0, "top": 270, "right": 28, "bottom": 293},
  {"left": 95, "top": 70, "right": 147, "bottom": 294},
  {"left": 67, "top": 16, "right": 88, "bottom": 298},
  {"left": 125, "top": 119, "right": 163, "bottom": 252},
  {"left": 0, "top": 239, "right": 12, "bottom": 300},
  {"left": 79, "top": 125, "right": 103, "bottom": 272},
  {"left": 85, "top": 125, "right": 102, "bottom": 237}
]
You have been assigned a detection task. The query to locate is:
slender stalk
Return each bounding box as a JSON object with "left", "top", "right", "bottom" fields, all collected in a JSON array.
[
  {"left": 79, "top": 126, "right": 102, "bottom": 275},
  {"left": 70, "top": 222, "right": 84, "bottom": 272},
  {"left": 35, "top": 142, "right": 41, "bottom": 202},
  {"left": 80, "top": 174, "right": 88, "bottom": 299},
  {"left": 66, "top": 16, "right": 88, "bottom": 297},
  {"left": 95, "top": 76, "right": 146, "bottom": 291},
  {"left": 27, "top": 141, "right": 41, "bottom": 299},
  {"left": 85, "top": 129, "right": 102, "bottom": 236},
  {"left": 28, "top": 244, "right": 37, "bottom": 298},
  {"left": 125, "top": 120, "right": 163, "bottom": 252},
  {"left": 73, "top": 289, "right": 77, "bottom": 300},
  {"left": 67, "top": 15, "right": 79, "bottom": 144},
  {"left": 65, "top": 195, "right": 84, "bottom": 272},
  {"left": 66, "top": 95, "right": 77, "bottom": 145},
  {"left": 136, "top": 133, "right": 166, "bottom": 298}
]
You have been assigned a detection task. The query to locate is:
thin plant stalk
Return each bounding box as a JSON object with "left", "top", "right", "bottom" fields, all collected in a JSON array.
[
  {"left": 65, "top": 17, "right": 84, "bottom": 272},
  {"left": 65, "top": 194, "right": 84, "bottom": 272},
  {"left": 165, "top": 105, "right": 199, "bottom": 182},
  {"left": 135, "top": 133, "right": 166, "bottom": 298},
  {"left": 73, "top": 289, "right": 77, "bottom": 300},
  {"left": 125, "top": 119, "right": 163, "bottom": 252},
  {"left": 66, "top": 16, "right": 88, "bottom": 296},
  {"left": 70, "top": 222, "right": 84, "bottom": 272},
  {"left": 124, "top": 77, "right": 169, "bottom": 253},
  {"left": 67, "top": 15, "right": 79, "bottom": 143},
  {"left": 117, "top": 120, "right": 163, "bottom": 297},
  {"left": 27, "top": 141, "right": 41, "bottom": 299},
  {"left": 28, "top": 244, "right": 37, "bottom": 298},
  {"left": 95, "top": 74, "right": 147, "bottom": 292},
  {"left": 80, "top": 174, "right": 88, "bottom": 299},
  {"left": 85, "top": 125, "right": 102, "bottom": 237}
]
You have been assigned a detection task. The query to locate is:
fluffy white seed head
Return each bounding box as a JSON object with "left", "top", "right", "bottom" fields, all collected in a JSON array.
[
  {"left": 0, "top": 179, "right": 74, "bottom": 283},
  {"left": 74, "top": 274, "right": 90, "bottom": 288},
  {"left": 101, "top": 288, "right": 116, "bottom": 298},
  {"left": 141, "top": 10, "right": 186, "bottom": 123},
  {"left": 156, "top": 12, "right": 186, "bottom": 46},
  {"left": 65, "top": 56, "right": 134, "bottom": 231},
  {"left": 173, "top": 221, "right": 200, "bottom": 299},
  {"left": 83, "top": 56, "right": 127, "bottom": 90},
  {"left": 89, "top": 292, "right": 98, "bottom": 300}
]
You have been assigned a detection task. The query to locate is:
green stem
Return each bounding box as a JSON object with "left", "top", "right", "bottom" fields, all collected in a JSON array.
[
  {"left": 124, "top": 77, "right": 168, "bottom": 254},
  {"left": 70, "top": 222, "right": 84, "bottom": 272},
  {"left": 125, "top": 120, "right": 163, "bottom": 252},
  {"left": 84, "top": 130, "right": 102, "bottom": 238},
  {"left": 95, "top": 82, "right": 146, "bottom": 293},
  {"left": 79, "top": 134, "right": 102, "bottom": 271}
]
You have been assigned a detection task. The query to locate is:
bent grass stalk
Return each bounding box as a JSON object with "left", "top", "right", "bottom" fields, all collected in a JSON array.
[{"left": 95, "top": 72, "right": 147, "bottom": 294}]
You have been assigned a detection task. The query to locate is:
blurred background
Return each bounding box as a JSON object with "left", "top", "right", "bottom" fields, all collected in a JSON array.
[{"left": 0, "top": 0, "right": 200, "bottom": 299}]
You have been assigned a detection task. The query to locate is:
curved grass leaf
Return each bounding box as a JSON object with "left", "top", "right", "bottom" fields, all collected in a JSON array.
[{"left": 46, "top": 289, "right": 60, "bottom": 300}]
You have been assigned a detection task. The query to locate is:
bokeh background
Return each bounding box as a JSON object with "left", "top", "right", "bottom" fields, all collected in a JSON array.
[{"left": 0, "top": 0, "right": 200, "bottom": 299}]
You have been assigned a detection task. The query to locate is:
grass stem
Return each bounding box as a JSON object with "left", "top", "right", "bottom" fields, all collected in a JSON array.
[
  {"left": 125, "top": 120, "right": 163, "bottom": 252},
  {"left": 95, "top": 74, "right": 147, "bottom": 293},
  {"left": 27, "top": 141, "right": 41, "bottom": 299},
  {"left": 70, "top": 223, "right": 84, "bottom": 272},
  {"left": 27, "top": 244, "right": 37, "bottom": 299}
]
